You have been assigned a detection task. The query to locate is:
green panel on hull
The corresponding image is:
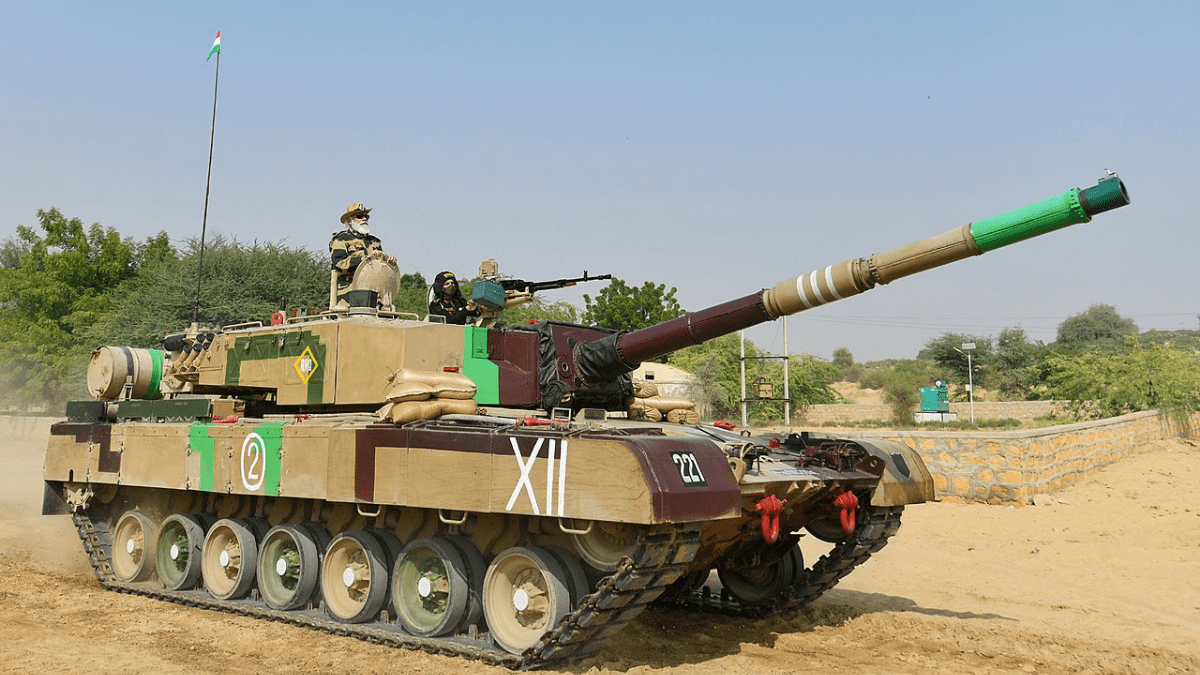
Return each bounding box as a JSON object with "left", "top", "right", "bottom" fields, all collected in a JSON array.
[
  {"left": 253, "top": 422, "right": 285, "bottom": 496},
  {"left": 224, "top": 330, "right": 327, "bottom": 405},
  {"left": 189, "top": 423, "right": 216, "bottom": 492},
  {"left": 463, "top": 326, "right": 500, "bottom": 404},
  {"left": 188, "top": 421, "right": 285, "bottom": 496}
]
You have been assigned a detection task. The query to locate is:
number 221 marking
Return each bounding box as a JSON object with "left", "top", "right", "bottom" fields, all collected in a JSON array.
[{"left": 672, "top": 451, "right": 707, "bottom": 486}]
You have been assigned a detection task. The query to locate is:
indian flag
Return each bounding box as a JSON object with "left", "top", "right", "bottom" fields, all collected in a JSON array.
[{"left": 207, "top": 30, "right": 221, "bottom": 61}]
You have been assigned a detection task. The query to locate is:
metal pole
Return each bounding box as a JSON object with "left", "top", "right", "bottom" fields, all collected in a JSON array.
[
  {"left": 782, "top": 316, "right": 790, "bottom": 425},
  {"left": 193, "top": 49, "right": 220, "bottom": 324},
  {"left": 740, "top": 330, "right": 747, "bottom": 427},
  {"left": 967, "top": 351, "right": 975, "bottom": 424},
  {"left": 955, "top": 343, "right": 977, "bottom": 425}
]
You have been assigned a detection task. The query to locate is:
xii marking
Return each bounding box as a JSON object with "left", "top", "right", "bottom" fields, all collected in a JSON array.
[{"left": 505, "top": 437, "right": 569, "bottom": 516}]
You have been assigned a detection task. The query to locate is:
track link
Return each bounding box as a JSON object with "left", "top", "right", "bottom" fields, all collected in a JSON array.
[
  {"left": 72, "top": 510, "right": 700, "bottom": 670},
  {"left": 657, "top": 505, "right": 904, "bottom": 618}
]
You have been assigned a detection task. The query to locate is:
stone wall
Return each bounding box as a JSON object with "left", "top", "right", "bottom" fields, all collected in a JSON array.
[
  {"left": 800, "top": 400, "right": 1070, "bottom": 425},
  {"left": 846, "top": 411, "right": 1199, "bottom": 504}
]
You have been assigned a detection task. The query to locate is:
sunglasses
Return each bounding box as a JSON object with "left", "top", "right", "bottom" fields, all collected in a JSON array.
[{"left": 355, "top": 214, "right": 370, "bottom": 221}]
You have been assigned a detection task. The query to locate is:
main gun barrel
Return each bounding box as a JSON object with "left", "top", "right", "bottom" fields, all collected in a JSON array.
[{"left": 584, "top": 173, "right": 1130, "bottom": 377}]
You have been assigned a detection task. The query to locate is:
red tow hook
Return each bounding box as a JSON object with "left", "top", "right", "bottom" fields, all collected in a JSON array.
[
  {"left": 834, "top": 490, "right": 859, "bottom": 534},
  {"left": 755, "top": 495, "right": 787, "bottom": 543}
]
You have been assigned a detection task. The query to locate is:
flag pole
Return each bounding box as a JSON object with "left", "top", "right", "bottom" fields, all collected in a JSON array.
[{"left": 193, "top": 35, "right": 221, "bottom": 324}]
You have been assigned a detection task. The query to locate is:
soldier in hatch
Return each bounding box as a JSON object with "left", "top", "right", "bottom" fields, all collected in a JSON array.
[
  {"left": 428, "top": 271, "right": 481, "bottom": 325},
  {"left": 329, "top": 202, "right": 396, "bottom": 306}
]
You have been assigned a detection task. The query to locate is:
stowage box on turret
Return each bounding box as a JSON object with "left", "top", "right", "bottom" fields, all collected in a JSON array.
[{"left": 43, "top": 174, "right": 1129, "bottom": 668}]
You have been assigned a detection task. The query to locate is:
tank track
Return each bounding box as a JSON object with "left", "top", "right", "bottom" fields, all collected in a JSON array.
[
  {"left": 72, "top": 510, "right": 700, "bottom": 670},
  {"left": 656, "top": 505, "right": 904, "bottom": 618}
]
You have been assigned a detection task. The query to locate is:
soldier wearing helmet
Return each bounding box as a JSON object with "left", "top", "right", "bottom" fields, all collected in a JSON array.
[
  {"left": 329, "top": 202, "right": 396, "bottom": 304},
  {"left": 428, "top": 271, "right": 481, "bottom": 325}
]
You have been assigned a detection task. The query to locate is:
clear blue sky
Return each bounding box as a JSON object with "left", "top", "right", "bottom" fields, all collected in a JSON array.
[{"left": 2, "top": 1, "right": 1195, "bottom": 362}]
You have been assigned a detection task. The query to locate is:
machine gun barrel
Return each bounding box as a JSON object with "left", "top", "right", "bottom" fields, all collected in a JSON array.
[
  {"left": 498, "top": 271, "right": 613, "bottom": 294},
  {"left": 577, "top": 173, "right": 1130, "bottom": 381}
]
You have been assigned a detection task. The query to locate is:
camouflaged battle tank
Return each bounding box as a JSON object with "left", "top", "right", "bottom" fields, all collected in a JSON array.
[{"left": 43, "top": 173, "right": 1129, "bottom": 668}]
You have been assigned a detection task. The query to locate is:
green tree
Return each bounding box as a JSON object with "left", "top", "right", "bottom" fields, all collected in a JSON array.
[
  {"left": 832, "top": 347, "right": 854, "bottom": 370},
  {"left": 670, "top": 335, "right": 838, "bottom": 423},
  {"left": 499, "top": 297, "right": 580, "bottom": 325},
  {"left": 991, "top": 327, "right": 1045, "bottom": 399},
  {"left": 1054, "top": 304, "right": 1138, "bottom": 352},
  {"left": 0, "top": 236, "right": 30, "bottom": 269},
  {"left": 670, "top": 334, "right": 742, "bottom": 418},
  {"left": 582, "top": 277, "right": 684, "bottom": 331},
  {"left": 1137, "top": 328, "right": 1200, "bottom": 352},
  {"left": 918, "top": 332, "right": 993, "bottom": 390},
  {"left": 879, "top": 359, "right": 945, "bottom": 425},
  {"left": 783, "top": 354, "right": 840, "bottom": 417},
  {"left": 393, "top": 272, "right": 429, "bottom": 317},
  {"left": 0, "top": 208, "right": 169, "bottom": 407},
  {"left": 831, "top": 346, "right": 862, "bottom": 382},
  {"left": 1045, "top": 337, "right": 1200, "bottom": 420},
  {"left": 85, "top": 236, "right": 328, "bottom": 348}
]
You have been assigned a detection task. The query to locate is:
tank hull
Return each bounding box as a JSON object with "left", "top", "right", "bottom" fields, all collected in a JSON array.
[
  {"left": 44, "top": 417, "right": 744, "bottom": 524},
  {"left": 43, "top": 412, "right": 930, "bottom": 666}
]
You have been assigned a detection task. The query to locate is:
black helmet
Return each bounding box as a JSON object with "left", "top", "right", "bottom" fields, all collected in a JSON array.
[{"left": 432, "top": 271, "right": 463, "bottom": 300}]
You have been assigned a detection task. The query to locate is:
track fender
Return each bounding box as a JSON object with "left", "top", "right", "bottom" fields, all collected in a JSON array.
[{"left": 856, "top": 439, "right": 935, "bottom": 506}]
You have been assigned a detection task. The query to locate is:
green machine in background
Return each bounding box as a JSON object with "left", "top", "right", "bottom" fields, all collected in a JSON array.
[
  {"left": 920, "top": 380, "right": 950, "bottom": 413},
  {"left": 916, "top": 380, "right": 957, "bottom": 423}
]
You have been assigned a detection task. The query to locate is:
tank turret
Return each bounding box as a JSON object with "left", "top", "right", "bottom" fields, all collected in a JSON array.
[{"left": 81, "top": 173, "right": 1129, "bottom": 419}]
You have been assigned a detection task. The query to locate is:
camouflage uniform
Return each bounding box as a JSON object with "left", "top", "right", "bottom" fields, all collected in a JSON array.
[{"left": 329, "top": 229, "right": 384, "bottom": 293}]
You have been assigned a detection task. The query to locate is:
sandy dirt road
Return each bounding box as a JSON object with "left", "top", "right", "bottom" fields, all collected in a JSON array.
[{"left": 2, "top": 418, "right": 1197, "bottom": 675}]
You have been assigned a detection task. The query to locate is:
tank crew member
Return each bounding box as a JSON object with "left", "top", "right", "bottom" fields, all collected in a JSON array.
[
  {"left": 428, "top": 271, "right": 481, "bottom": 325},
  {"left": 330, "top": 202, "right": 395, "bottom": 302}
]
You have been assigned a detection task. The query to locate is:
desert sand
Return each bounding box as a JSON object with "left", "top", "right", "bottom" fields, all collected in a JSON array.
[{"left": 1, "top": 417, "right": 1197, "bottom": 675}]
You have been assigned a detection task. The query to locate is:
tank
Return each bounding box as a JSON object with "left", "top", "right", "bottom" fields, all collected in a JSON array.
[{"left": 42, "top": 173, "right": 1129, "bottom": 668}]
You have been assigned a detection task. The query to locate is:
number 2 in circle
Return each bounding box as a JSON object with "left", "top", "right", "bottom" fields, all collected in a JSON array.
[{"left": 241, "top": 432, "right": 266, "bottom": 491}]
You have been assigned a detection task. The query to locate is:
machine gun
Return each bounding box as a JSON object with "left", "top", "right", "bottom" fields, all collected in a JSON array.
[
  {"left": 494, "top": 271, "right": 613, "bottom": 295},
  {"left": 469, "top": 259, "right": 612, "bottom": 314}
]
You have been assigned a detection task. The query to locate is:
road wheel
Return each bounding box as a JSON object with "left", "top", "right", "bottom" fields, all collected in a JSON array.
[
  {"left": 391, "top": 537, "right": 470, "bottom": 637},
  {"left": 257, "top": 524, "right": 321, "bottom": 610},
  {"left": 321, "top": 531, "right": 389, "bottom": 623},
  {"left": 445, "top": 536, "right": 486, "bottom": 632},
  {"left": 483, "top": 546, "right": 572, "bottom": 654},
  {"left": 717, "top": 547, "right": 798, "bottom": 607},
  {"left": 202, "top": 518, "right": 260, "bottom": 600},
  {"left": 542, "top": 544, "right": 590, "bottom": 607},
  {"left": 111, "top": 510, "right": 157, "bottom": 582},
  {"left": 156, "top": 514, "right": 208, "bottom": 591},
  {"left": 570, "top": 521, "right": 639, "bottom": 572}
]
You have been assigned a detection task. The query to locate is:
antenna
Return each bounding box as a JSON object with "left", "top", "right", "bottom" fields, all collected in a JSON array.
[{"left": 193, "top": 32, "right": 221, "bottom": 324}]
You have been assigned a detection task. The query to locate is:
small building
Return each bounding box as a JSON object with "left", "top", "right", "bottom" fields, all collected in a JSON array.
[{"left": 631, "top": 363, "right": 697, "bottom": 399}]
